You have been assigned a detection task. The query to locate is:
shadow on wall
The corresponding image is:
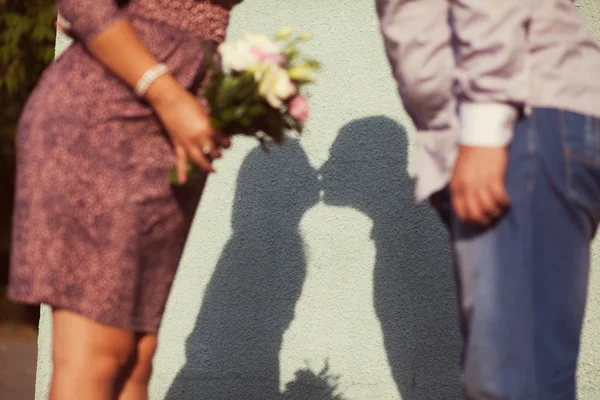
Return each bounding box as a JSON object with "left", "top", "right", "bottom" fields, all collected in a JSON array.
[
  {"left": 282, "top": 363, "right": 347, "bottom": 400},
  {"left": 320, "top": 116, "right": 462, "bottom": 400},
  {"left": 166, "top": 116, "right": 462, "bottom": 400},
  {"left": 165, "top": 139, "right": 322, "bottom": 400}
]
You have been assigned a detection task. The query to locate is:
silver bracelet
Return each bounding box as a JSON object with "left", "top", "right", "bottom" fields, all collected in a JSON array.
[{"left": 135, "top": 63, "right": 169, "bottom": 98}]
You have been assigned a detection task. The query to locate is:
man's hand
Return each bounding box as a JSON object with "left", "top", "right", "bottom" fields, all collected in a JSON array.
[{"left": 450, "top": 145, "right": 511, "bottom": 227}]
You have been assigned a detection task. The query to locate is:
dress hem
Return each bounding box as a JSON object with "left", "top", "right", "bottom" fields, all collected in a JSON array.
[{"left": 7, "top": 292, "right": 160, "bottom": 334}]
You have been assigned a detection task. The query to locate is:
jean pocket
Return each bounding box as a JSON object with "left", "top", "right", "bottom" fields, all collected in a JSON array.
[
  {"left": 561, "top": 111, "right": 600, "bottom": 213},
  {"left": 561, "top": 111, "right": 600, "bottom": 164}
]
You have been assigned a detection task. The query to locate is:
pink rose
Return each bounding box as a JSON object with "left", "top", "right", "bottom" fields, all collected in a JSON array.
[
  {"left": 252, "top": 47, "right": 286, "bottom": 66},
  {"left": 288, "top": 95, "right": 310, "bottom": 123}
]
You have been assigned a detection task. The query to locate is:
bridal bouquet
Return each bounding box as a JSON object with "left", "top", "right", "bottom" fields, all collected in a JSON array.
[
  {"left": 170, "top": 27, "right": 320, "bottom": 183},
  {"left": 209, "top": 26, "right": 319, "bottom": 139}
]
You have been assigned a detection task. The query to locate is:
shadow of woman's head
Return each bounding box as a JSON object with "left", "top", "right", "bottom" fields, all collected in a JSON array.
[
  {"left": 166, "top": 139, "right": 320, "bottom": 400},
  {"left": 231, "top": 139, "right": 320, "bottom": 230}
]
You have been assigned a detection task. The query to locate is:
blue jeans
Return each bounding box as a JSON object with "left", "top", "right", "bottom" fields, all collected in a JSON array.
[{"left": 431, "top": 108, "right": 600, "bottom": 400}]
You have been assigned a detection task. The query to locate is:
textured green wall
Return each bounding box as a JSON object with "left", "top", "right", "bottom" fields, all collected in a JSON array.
[
  {"left": 37, "top": 1, "right": 599, "bottom": 399},
  {"left": 565, "top": 2, "right": 600, "bottom": 397}
]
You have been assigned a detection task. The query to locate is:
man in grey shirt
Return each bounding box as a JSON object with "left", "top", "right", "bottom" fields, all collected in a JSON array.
[{"left": 376, "top": 0, "right": 600, "bottom": 399}]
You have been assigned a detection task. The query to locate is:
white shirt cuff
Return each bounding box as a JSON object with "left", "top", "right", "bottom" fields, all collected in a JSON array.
[{"left": 459, "top": 103, "right": 519, "bottom": 147}]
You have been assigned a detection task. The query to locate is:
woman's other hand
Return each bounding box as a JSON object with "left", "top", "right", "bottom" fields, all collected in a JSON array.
[{"left": 148, "top": 75, "right": 230, "bottom": 184}]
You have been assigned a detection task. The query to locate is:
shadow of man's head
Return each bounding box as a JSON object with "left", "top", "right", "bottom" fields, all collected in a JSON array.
[
  {"left": 320, "top": 116, "right": 412, "bottom": 218},
  {"left": 319, "top": 115, "right": 462, "bottom": 400}
]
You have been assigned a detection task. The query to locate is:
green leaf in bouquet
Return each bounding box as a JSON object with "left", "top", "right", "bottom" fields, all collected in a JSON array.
[
  {"left": 220, "top": 107, "right": 236, "bottom": 122},
  {"left": 305, "top": 59, "right": 322, "bottom": 71},
  {"left": 234, "top": 104, "right": 249, "bottom": 118},
  {"left": 239, "top": 116, "right": 253, "bottom": 127},
  {"left": 288, "top": 64, "right": 314, "bottom": 81},
  {"left": 296, "top": 32, "right": 312, "bottom": 41},
  {"left": 275, "top": 26, "right": 294, "bottom": 41},
  {"left": 215, "top": 76, "right": 241, "bottom": 109},
  {"left": 210, "top": 116, "right": 225, "bottom": 129},
  {"left": 204, "top": 73, "right": 223, "bottom": 102},
  {"left": 243, "top": 69, "right": 257, "bottom": 81},
  {"left": 247, "top": 103, "right": 268, "bottom": 118},
  {"left": 293, "top": 75, "right": 317, "bottom": 85},
  {"left": 233, "top": 77, "right": 259, "bottom": 102},
  {"left": 284, "top": 45, "right": 299, "bottom": 62},
  {"left": 214, "top": 74, "right": 257, "bottom": 113}
]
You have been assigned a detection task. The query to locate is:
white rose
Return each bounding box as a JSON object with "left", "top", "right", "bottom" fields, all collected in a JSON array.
[
  {"left": 258, "top": 65, "right": 297, "bottom": 108},
  {"left": 218, "top": 40, "right": 258, "bottom": 72}
]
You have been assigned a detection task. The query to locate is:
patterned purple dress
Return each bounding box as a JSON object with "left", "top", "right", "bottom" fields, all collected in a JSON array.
[{"left": 9, "top": 0, "right": 242, "bottom": 332}]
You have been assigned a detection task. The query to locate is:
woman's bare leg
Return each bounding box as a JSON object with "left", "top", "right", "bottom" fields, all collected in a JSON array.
[
  {"left": 117, "top": 333, "right": 158, "bottom": 400},
  {"left": 50, "top": 309, "right": 136, "bottom": 400}
]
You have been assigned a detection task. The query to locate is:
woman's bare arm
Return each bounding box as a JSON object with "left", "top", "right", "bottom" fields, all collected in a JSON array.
[{"left": 56, "top": 1, "right": 228, "bottom": 181}]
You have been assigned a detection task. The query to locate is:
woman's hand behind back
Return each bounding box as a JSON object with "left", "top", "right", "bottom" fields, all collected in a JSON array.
[{"left": 148, "top": 75, "right": 231, "bottom": 184}]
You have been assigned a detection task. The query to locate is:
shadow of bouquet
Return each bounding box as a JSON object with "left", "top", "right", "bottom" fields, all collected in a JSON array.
[{"left": 282, "top": 363, "right": 348, "bottom": 400}]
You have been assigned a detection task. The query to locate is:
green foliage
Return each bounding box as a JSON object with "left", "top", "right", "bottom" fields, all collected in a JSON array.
[
  {"left": 0, "top": 0, "right": 56, "bottom": 286},
  {"left": 0, "top": 0, "right": 56, "bottom": 96}
]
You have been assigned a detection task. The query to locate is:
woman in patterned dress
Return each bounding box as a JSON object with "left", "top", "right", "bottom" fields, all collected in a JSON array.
[{"left": 9, "top": 1, "right": 242, "bottom": 398}]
